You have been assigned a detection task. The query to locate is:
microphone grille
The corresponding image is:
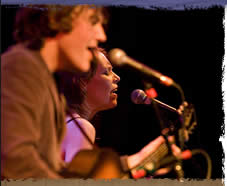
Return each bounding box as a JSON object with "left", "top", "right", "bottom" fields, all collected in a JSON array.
[
  {"left": 108, "top": 48, "right": 127, "bottom": 66},
  {"left": 131, "top": 89, "right": 147, "bottom": 104}
]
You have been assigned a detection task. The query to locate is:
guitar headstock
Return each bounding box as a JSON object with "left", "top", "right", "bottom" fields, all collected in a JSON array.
[
  {"left": 129, "top": 102, "right": 198, "bottom": 179},
  {"left": 177, "top": 102, "right": 197, "bottom": 149}
]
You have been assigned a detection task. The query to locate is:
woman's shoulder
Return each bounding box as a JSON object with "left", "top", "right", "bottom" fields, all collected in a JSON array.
[
  {"left": 66, "top": 113, "right": 81, "bottom": 123},
  {"left": 66, "top": 113, "right": 95, "bottom": 133}
]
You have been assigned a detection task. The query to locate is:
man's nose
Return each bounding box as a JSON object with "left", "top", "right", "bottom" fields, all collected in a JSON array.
[{"left": 96, "top": 24, "right": 107, "bottom": 43}]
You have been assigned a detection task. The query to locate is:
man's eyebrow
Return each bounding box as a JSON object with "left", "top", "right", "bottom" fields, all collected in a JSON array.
[
  {"left": 90, "top": 14, "right": 99, "bottom": 19},
  {"left": 89, "top": 13, "right": 101, "bottom": 22}
]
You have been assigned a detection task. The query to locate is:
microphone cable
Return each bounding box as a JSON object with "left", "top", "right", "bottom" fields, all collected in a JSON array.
[{"left": 190, "top": 149, "right": 212, "bottom": 179}]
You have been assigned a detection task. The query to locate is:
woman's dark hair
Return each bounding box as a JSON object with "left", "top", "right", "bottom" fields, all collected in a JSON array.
[
  {"left": 55, "top": 48, "right": 109, "bottom": 118},
  {"left": 55, "top": 60, "right": 97, "bottom": 115},
  {"left": 13, "top": 5, "right": 108, "bottom": 50}
]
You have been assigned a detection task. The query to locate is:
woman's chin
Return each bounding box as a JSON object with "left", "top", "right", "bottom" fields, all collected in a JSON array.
[
  {"left": 105, "top": 101, "right": 118, "bottom": 110},
  {"left": 112, "top": 101, "right": 118, "bottom": 108}
]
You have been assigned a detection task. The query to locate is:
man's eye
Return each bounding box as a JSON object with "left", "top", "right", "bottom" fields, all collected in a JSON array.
[{"left": 90, "top": 16, "right": 99, "bottom": 25}]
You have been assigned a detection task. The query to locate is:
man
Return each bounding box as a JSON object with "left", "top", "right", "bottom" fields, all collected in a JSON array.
[
  {"left": 1, "top": 5, "right": 107, "bottom": 179},
  {"left": 2, "top": 5, "right": 181, "bottom": 179}
]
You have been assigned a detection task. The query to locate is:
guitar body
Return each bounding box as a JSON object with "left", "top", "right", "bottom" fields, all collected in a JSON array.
[{"left": 60, "top": 148, "right": 127, "bottom": 179}]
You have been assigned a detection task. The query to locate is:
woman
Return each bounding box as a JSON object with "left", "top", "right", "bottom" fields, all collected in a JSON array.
[
  {"left": 56, "top": 48, "right": 180, "bottom": 178},
  {"left": 59, "top": 48, "right": 120, "bottom": 163}
]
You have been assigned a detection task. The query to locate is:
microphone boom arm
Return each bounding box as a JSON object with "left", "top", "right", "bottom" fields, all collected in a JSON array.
[{"left": 151, "top": 98, "right": 178, "bottom": 114}]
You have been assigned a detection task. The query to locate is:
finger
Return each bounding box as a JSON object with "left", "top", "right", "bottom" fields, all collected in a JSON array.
[
  {"left": 153, "top": 167, "right": 171, "bottom": 176},
  {"left": 177, "top": 109, "right": 182, "bottom": 115},
  {"left": 167, "top": 135, "right": 175, "bottom": 143},
  {"left": 161, "top": 128, "right": 169, "bottom": 135},
  {"left": 183, "top": 101, "right": 188, "bottom": 107},
  {"left": 171, "top": 144, "right": 181, "bottom": 157},
  {"left": 179, "top": 105, "right": 184, "bottom": 111}
]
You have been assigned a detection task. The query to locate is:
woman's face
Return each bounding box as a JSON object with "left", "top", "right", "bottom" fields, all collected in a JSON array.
[{"left": 86, "top": 50, "right": 120, "bottom": 112}]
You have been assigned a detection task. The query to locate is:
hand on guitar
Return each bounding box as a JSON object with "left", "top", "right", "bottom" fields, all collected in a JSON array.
[
  {"left": 127, "top": 135, "right": 181, "bottom": 178},
  {"left": 126, "top": 102, "right": 197, "bottom": 179},
  {"left": 60, "top": 136, "right": 181, "bottom": 179}
]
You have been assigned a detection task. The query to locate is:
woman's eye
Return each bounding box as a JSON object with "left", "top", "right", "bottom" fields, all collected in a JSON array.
[{"left": 103, "top": 71, "right": 109, "bottom": 75}]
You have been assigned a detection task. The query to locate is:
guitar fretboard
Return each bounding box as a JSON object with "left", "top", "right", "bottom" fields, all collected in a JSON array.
[{"left": 132, "top": 142, "right": 169, "bottom": 171}]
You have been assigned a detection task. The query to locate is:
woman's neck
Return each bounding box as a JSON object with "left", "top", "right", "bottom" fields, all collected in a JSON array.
[{"left": 80, "top": 101, "right": 99, "bottom": 121}]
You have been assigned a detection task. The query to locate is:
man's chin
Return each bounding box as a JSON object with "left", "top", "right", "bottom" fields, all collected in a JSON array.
[
  {"left": 76, "top": 62, "right": 91, "bottom": 73},
  {"left": 68, "top": 61, "right": 91, "bottom": 74}
]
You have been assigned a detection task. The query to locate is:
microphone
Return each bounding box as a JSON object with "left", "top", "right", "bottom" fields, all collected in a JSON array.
[
  {"left": 109, "top": 48, "right": 176, "bottom": 87},
  {"left": 131, "top": 89, "right": 178, "bottom": 114}
]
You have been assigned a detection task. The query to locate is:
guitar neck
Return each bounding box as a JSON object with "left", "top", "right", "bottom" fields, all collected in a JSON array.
[
  {"left": 131, "top": 142, "right": 169, "bottom": 177},
  {"left": 141, "top": 142, "right": 169, "bottom": 167}
]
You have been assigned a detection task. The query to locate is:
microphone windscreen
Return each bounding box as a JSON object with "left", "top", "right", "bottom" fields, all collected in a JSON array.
[
  {"left": 131, "top": 89, "right": 147, "bottom": 104},
  {"left": 108, "top": 48, "right": 127, "bottom": 66}
]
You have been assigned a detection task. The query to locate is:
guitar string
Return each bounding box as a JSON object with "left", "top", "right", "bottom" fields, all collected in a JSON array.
[
  {"left": 144, "top": 143, "right": 168, "bottom": 164},
  {"left": 132, "top": 143, "right": 167, "bottom": 172},
  {"left": 133, "top": 106, "right": 194, "bottom": 171},
  {"left": 142, "top": 106, "right": 193, "bottom": 167},
  {"left": 135, "top": 143, "right": 168, "bottom": 168}
]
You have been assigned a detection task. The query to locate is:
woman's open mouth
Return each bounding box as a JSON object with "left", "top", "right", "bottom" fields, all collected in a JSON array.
[{"left": 110, "top": 88, "right": 118, "bottom": 98}]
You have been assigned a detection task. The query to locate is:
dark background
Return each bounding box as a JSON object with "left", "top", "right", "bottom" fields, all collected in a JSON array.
[{"left": 2, "top": 5, "right": 224, "bottom": 178}]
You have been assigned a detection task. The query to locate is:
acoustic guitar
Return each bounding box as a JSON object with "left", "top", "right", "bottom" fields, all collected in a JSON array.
[{"left": 60, "top": 104, "right": 195, "bottom": 179}]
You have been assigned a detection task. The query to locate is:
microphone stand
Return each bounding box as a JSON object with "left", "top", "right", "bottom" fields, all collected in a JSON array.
[
  {"left": 151, "top": 100, "right": 185, "bottom": 180},
  {"left": 146, "top": 95, "right": 182, "bottom": 180},
  {"left": 146, "top": 83, "right": 186, "bottom": 181}
]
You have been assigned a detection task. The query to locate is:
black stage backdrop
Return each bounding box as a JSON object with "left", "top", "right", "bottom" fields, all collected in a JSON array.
[{"left": 1, "top": 5, "right": 224, "bottom": 179}]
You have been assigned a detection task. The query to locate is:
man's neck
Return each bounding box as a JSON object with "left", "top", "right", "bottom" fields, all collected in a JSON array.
[{"left": 40, "top": 39, "right": 59, "bottom": 73}]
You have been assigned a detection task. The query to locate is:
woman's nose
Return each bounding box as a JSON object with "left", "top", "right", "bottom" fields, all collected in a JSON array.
[{"left": 113, "top": 72, "right": 120, "bottom": 83}]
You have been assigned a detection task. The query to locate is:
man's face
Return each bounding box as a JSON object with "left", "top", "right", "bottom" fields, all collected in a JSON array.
[{"left": 57, "top": 7, "right": 107, "bottom": 73}]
